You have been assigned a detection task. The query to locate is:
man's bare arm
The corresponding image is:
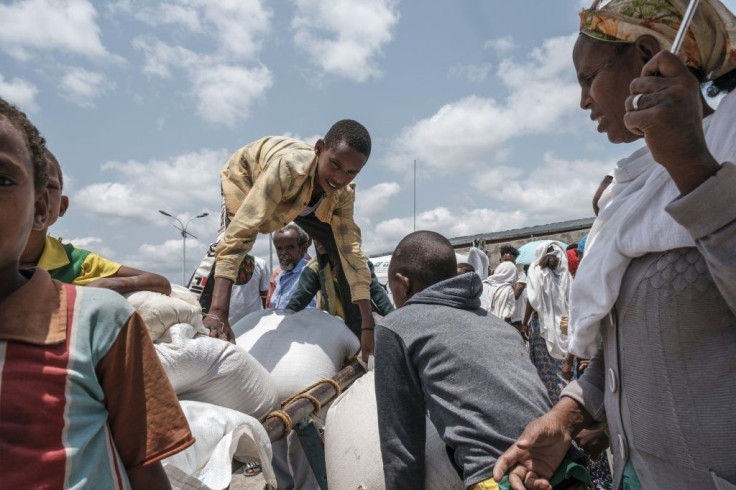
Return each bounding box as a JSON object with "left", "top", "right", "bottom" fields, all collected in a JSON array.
[
  {"left": 357, "top": 298, "right": 375, "bottom": 361},
  {"left": 204, "top": 276, "right": 235, "bottom": 343},
  {"left": 87, "top": 266, "right": 171, "bottom": 295}
]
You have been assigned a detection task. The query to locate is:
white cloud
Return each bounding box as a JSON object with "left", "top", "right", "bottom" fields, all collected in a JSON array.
[
  {"left": 129, "top": 0, "right": 274, "bottom": 127},
  {"left": 484, "top": 36, "right": 517, "bottom": 55},
  {"left": 65, "top": 236, "right": 116, "bottom": 258},
  {"left": 359, "top": 150, "right": 607, "bottom": 253},
  {"left": 120, "top": 0, "right": 271, "bottom": 59},
  {"left": 496, "top": 34, "right": 578, "bottom": 88},
  {"left": 354, "top": 181, "right": 402, "bottom": 232},
  {"left": 195, "top": 0, "right": 272, "bottom": 60},
  {"left": 122, "top": 229, "right": 279, "bottom": 283},
  {"left": 135, "top": 4, "right": 203, "bottom": 32},
  {"left": 281, "top": 132, "right": 321, "bottom": 146},
  {"left": 0, "top": 74, "right": 39, "bottom": 111},
  {"left": 362, "top": 206, "right": 527, "bottom": 255},
  {"left": 60, "top": 67, "right": 116, "bottom": 107},
  {"left": 355, "top": 181, "right": 401, "bottom": 220},
  {"left": 471, "top": 152, "right": 615, "bottom": 221},
  {"left": 385, "top": 33, "right": 580, "bottom": 175},
  {"left": 192, "top": 64, "right": 272, "bottom": 126},
  {"left": 69, "top": 144, "right": 283, "bottom": 280},
  {"left": 67, "top": 236, "right": 102, "bottom": 248},
  {"left": 291, "top": 0, "right": 399, "bottom": 82},
  {"left": 0, "top": 0, "right": 117, "bottom": 61},
  {"left": 124, "top": 238, "right": 207, "bottom": 284},
  {"left": 448, "top": 63, "right": 493, "bottom": 83},
  {"left": 133, "top": 37, "right": 273, "bottom": 127},
  {"left": 73, "top": 148, "right": 229, "bottom": 223},
  {"left": 133, "top": 37, "right": 200, "bottom": 78}
]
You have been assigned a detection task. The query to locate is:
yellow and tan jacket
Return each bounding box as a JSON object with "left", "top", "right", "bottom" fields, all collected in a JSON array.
[{"left": 215, "top": 136, "right": 371, "bottom": 302}]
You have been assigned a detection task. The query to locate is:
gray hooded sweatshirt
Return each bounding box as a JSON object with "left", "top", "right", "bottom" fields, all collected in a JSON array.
[{"left": 375, "top": 272, "right": 551, "bottom": 489}]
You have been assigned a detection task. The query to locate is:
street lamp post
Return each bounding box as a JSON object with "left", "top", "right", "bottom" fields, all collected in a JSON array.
[{"left": 159, "top": 210, "right": 209, "bottom": 285}]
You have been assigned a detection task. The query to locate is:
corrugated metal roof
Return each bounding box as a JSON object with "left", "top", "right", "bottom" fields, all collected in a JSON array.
[
  {"left": 370, "top": 217, "right": 595, "bottom": 257},
  {"left": 449, "top": 217, "right": 595, "bottom": 246}
]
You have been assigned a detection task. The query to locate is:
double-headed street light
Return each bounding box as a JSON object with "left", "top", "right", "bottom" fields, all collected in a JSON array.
[{"left": 159, "top": 210, "right": 209, "bottom": 285}]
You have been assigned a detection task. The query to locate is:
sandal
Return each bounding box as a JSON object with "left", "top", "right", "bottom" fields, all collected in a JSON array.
[{"left": 244, "top": 461, "right": 262, "bottom": 477}]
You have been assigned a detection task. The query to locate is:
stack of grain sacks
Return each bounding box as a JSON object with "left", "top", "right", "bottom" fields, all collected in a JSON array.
[
  {"left": 234, "top": 308, "right": 360, "bottom": 490},
  {"left": 324, "top": 370, "right": 464, "bottom": 489}
]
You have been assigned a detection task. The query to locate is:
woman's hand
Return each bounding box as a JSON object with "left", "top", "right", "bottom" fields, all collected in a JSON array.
[
  {"left": 492, "top": 411, "right": 574, "bottom": 489},
  {"left": 493, "top": 397, "right": 592, "bottom": 490},
  {"left": 577, "top": 359, "right": 591, "bottom": 373},
  {"left": 624, "top": 51, "right": 719, "bottom": 195},
  {"left": 520, "top": 323, "right": 531, "bottom": 341},
  {"left": 575, "top": 426, "right": 610, "bottom": 460},
  {"left": 561, "top": 355, "right": 574, "bottom": 381}
]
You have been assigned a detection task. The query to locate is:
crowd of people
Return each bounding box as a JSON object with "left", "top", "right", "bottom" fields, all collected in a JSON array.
[{"left": 1, "top": 0, "right": 735, "bottom": 488}]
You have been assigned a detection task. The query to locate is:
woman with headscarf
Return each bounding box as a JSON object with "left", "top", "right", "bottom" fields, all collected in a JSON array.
[
  {"left": 521, "top": 242, "right": 571, "bottom": 403},
  {"left": 494, "top": 1, "right": 736, "bottom": 488},
  {"left": 481, "top": 261, "right": 518, "bottom": 322},
  {"left": 566, "top": 247, "right": 580, "bottom": 278}
]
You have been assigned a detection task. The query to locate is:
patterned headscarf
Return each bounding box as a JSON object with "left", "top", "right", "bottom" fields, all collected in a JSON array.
[
  {"left": 580, "top": 0, "right": 736, "bottom": 78},
  {"left": 578, "top": 234, "right": 588, "bottom": 254},
  {"left": 567, "top": 248, "right": 580, "bottom": 277}
]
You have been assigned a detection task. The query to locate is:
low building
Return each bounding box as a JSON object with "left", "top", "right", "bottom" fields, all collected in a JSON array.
[{"left": 450, "top": 217, "right": 594, "bottom": 271}]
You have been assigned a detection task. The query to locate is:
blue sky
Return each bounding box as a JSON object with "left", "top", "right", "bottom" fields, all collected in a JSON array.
[{"left": 2, "top": 0, "right": 733, "bottom": 283}]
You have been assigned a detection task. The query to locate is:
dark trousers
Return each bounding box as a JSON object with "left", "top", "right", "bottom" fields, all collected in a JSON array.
[{"left": 294, "top": 213, "right": 362, "bottom": 337}]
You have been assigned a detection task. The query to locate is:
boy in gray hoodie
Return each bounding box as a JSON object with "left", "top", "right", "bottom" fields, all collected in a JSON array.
[{"left": 375, "top": 231, "right": 553, "bottom": 489}]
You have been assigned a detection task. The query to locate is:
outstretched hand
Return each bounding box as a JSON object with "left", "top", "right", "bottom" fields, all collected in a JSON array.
[
  {"left": 360, "top": 314, "right": 376, "bottom": 362},
  {"left": 624, "top": 50, "right": 719, "bottom": 194},
  {"left": 492, "top": 411, "right": 576, "bottom": 490},
  {"left": 204, "top": 310, "right": 236, "bottom": 344}
]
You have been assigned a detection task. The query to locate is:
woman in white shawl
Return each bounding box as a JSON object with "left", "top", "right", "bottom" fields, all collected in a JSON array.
[
  {"left": 495, "top": 1, "right": 736, "bottom": 488},
  {"left": 521, "top": 242, "right": 571, "bottom": 402},
  {"left": 481, "top": 261, "right": 517, "bottom": 322}
]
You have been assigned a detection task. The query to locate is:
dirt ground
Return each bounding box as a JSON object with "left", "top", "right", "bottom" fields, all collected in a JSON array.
[{"left": 229, "top": 466, "right": 267, "bottom": 490}]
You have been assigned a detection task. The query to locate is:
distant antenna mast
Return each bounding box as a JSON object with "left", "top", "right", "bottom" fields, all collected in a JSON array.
[{"left": 413, "top": 159, "right": 417, "bottom": 232}]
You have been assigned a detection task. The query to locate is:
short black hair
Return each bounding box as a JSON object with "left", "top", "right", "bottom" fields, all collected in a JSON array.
[
  {"left": 45, "top": 149, "right": 63, "bottom": 191},
  {"left": 0, "top": 97, "right": 47, "bottom": 192},
  {"left": 457, "top": 262, "right": 475, "bottom": 274},
  {"left": 276, "top": 222, "right": 310, "bottom": 247},
  {"left": 324, "top": 119, "right": 371, "bottom": 158},
  {"left": 566, "top": 243, "right": 578, "bottom": 251},
  {"left": 390, "top": 231, "right": 457, "bottom": 290},
  {"left": 500, "top": 245, "right": 520, "bottom": 257},
  {"left": 708, "top": 68, "right": 736, "bottom": 97}
]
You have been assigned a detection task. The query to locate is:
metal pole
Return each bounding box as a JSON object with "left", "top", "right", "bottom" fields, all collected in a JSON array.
[
  {"left": 269, "top": 233, "right": 274, "bottom": 274},
  {"left": 671, "top": 0, "right": 700, "bottom": 54},
  {"left": 159, "top": 210, "right": 208, "bottom": 285},
  {"left": 413, "top": 159, "right": 417, "bottom": 232},
  {"left": 182, "top": 233, "right": 186, "bottom": 285}
]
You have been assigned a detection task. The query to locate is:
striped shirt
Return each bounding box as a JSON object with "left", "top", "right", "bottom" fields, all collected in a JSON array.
[{"left": 0, "top": 269, "right": 193, "bottom": 488}]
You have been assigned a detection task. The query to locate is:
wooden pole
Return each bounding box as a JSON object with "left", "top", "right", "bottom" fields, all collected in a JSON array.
[{"left": 264, "top": 358, "right": 367, "bottom": 442}]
